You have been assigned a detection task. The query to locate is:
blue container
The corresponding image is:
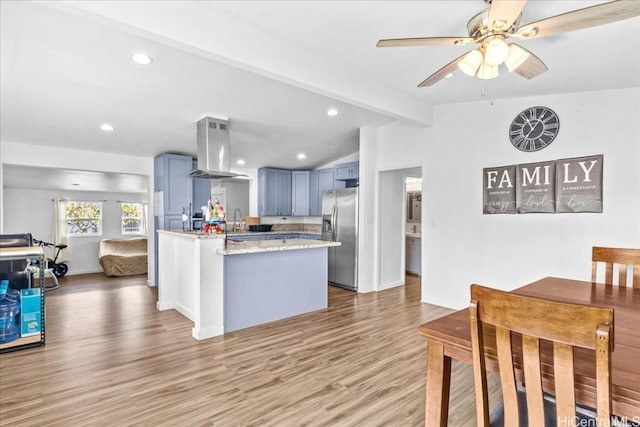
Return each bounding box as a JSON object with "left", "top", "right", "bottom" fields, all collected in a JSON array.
[{"left": 0, "top": 280, "right": 21, "bottom": 344}]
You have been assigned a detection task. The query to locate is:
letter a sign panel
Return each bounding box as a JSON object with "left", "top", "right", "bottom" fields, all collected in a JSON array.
[{"left": 556, "top": 154, "right": 603, "bottom": 213}]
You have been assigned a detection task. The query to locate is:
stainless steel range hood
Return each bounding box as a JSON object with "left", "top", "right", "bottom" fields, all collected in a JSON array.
[{"left": 189, "top": 117, "right": 246, "bottom": 180}]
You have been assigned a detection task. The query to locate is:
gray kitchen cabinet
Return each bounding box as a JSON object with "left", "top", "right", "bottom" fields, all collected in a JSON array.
[
  {"left": 299, "top": 233, "right": 321, "bottom": 240},
  {"left": 309, "top": 170, "right": 319, "bottom": 216},
  {"left": 229, "top": 234, "right": 265, "bottom": 241},
  {"left": 292, "top": 171, "right": 310, "bottom": 216},
  {"left": 153, "top": 153, "right": 194, "bottom": 286},
  {"left": 265, "top": 234, "right": 289, "bottom": 240},
  {"left": 309, "top": 168, "right": 338, "bottom": 216},
  {"left": 154, "top": 153, "right": 193, "bottom": 216},
  {"left": 405, "top": 236, "right": 421, "bottom": 276},
  {"left": 334, "top": 161, "right": 359, "bottom": 181},
  {"left": 192, "top": 160, "right": 211, "bottom": 213},
  {"left": 258, "top": 168, "right": 292, "bottom": 216}
]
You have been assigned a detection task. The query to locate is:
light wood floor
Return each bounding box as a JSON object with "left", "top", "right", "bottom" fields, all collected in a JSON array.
[{"left": 0, "top": 274, "right": 497, "bottom": 426}]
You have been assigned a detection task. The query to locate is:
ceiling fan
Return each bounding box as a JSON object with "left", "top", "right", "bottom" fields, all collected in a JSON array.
[{"left": 377, "top": 0, "right": 640, "bottom": 87}]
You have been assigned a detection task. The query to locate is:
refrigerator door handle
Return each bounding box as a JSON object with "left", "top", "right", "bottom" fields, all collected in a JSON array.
[{"left": 331, "top": 205, "right": 337, "bottom": 242}]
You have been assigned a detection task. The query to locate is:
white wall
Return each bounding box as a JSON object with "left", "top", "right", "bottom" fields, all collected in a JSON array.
[
  {"left": 423, "top": 88, "right": 640, "bottom": 309},
  {"left": 3, "top": 189, "right": 147, "bottom": 275},
  {"left": 358, "top": 122, "right": 428, "bottom": 293},
  {"left": 359, "top": 88, "right": 639, "bottom": 308},
  {"left": 378, "top": 169, "right": 406, "bottom": 289},
  {"left": 1, "top": 142, "right": 155, "bottom": 280}
]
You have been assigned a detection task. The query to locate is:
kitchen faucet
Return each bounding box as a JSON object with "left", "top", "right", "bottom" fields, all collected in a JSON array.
[{"left": 232, "top": 208, "right": 242, "bottom": 232}]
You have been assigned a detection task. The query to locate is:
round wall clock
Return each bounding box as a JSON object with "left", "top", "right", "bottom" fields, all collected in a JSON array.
[{"left": 509, "top": 106, "right": 560, "bottom": 152}]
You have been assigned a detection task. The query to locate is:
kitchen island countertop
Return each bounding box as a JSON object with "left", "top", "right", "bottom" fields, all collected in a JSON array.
[
  {"left": 219, "top": 238, "right": 339, "bottom": 255},
  {"left": 158, "top": 230, "right": 321, "bottom": 240}
]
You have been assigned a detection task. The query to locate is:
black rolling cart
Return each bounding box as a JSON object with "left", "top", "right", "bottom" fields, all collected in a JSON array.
[{"left": 0, "top": 246, "right": 45, "bottom": 353}]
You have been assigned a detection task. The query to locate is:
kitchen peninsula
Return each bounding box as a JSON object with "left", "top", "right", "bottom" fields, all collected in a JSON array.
[{"left": 156, "top": 230, "right": 340, "bottom": 340}]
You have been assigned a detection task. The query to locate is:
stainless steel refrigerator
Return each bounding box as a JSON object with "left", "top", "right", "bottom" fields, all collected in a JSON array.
[{"left": 321, "top": 188, "right": 358, "bottom": 291}]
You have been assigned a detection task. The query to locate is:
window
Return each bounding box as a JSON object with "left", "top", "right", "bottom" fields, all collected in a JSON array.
[
  {"left": 66, "top": 202, "right": 102, "bottom": 235},
  {"left": 121, "top": 202, "right": 143, "bottom": 235}
]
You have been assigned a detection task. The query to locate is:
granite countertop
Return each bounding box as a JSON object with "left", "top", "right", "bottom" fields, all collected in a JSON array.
[
  {"left": 158, "top": 230, "right": 225, "bottom": 239},
  {"left": 218, "top": 238, "right": 340, "bottom": 255},
  {"left": 158, "top": 230, "right": 321, "bottom": 239},
  {"left": 227, "top": 230, "right": 321, "bottom": 236}
]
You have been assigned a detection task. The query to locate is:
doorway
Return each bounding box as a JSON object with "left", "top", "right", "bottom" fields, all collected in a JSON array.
[{"left": 378, "top": 166, "right": 422, "bottom": 291}]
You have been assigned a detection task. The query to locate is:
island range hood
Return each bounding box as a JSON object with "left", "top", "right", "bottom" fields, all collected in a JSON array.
[{"left": 189, "top": 117, "right": 246, "bottom": 180}]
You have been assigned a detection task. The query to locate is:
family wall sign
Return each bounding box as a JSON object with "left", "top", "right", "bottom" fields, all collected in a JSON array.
[{"left": 483, "top": 154, "right": 603, "bottom": 214}]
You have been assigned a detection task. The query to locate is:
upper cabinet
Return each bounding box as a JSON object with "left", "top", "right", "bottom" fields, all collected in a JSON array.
[
  {"left": 334, "top": 161, "right": 359, "bottom": 181},
  {"left": 258, "top": 168, "right": 292, "bottom": 216},
  {"left": 192, "top": 160, "right": 211, "bottom": 212},
  {"left": 291, "top": 171, "right": 310, "bottom": 216},
  {"left": 154, "top": 153, "right": 193, "bottom": 217},
  {"left": 260, "top": 164, "right": 356, "bottom": 217},
  {"left": 309, "top": 168, "right": 336, "bottom": 216}
]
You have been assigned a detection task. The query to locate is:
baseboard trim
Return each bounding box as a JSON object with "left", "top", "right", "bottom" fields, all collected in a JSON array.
[
  {"left": 378, "top": 280, "right": 405, "bottom": 291},
  {"left": 67, "top": 268, "right": 103, "bottom": 276}
]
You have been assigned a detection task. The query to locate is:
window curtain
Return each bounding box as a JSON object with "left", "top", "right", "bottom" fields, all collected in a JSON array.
[
  {"left": 52, "top": 198, "right": 70, "bottom": 263},
  {"left": 141, "top": 203, "right": 149, "bottom": 236}
]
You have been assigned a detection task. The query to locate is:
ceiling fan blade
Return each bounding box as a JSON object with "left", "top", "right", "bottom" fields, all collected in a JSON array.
[
  {"left": 517, "top": 0, "right": 640, "bottom": 39},
  {"left": 418, "top": 52, "right": 468, "bottom": 87},
  {"left": 376, "top": 37, "right": 474, "bottom": 48},
  {"left": 488, "top": 0, "right": 528, "bottom": 31},
  {"left": 511, "top": 46, "right": 548, "bottom": 80}
]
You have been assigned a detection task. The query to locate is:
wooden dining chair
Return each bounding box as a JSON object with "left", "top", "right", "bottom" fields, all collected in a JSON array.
[
  {"left": 592, "top": 246, "right": 640, "bottom": 288},
  {"left": 469, "top": 284, "right": 614, "bottom": 427}
]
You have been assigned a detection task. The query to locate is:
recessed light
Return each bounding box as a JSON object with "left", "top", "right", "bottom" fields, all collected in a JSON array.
[
  {"left": 236, "top": 159, "right": 246, "bottom": 165},
  {"left": 100, "top": 123, "right": 114, "bottom": 131},
  {"left": 297, "top": 153, "right": 306, "bottom": 160},
  {"left": 327, "top": 108, "right": 338, "bottom": 117},
  {"left": 445, "top": 73, "right": 454, "bottom": 79},
  {"left": 131, "top": 53, "right": 153, "bottom": 65}
]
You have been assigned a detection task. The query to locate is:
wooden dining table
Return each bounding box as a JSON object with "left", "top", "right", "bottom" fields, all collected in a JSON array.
[{"left": 418, "top": 277, "right": 640, "bottom": 426}]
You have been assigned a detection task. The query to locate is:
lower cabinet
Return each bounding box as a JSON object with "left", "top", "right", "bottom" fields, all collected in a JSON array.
[
  {"left": 406, "top": 237, "right": 421, "bottom": 276},
  {"left": 299, "top": 233, "right": 321, "bottom": 240},
  {"left": 230, "top": 233, "right": 321, "bottom": 242}
]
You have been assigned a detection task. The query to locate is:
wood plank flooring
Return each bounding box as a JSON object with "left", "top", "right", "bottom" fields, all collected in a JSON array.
[{"left": 0, "top": 274, "right": 498, "bottom": 426}]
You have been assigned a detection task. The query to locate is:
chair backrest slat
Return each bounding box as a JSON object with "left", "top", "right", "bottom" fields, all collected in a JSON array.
[
  {"left": 522, "top": 335, "right": 544, "bottom": 427},
  {"left": 470, "top": 284, "right": 614, "bottom": 427},
  {"left": 592, "top": 246, "right": 640, "bottom": 288},
  {"left": 553, "top": 342, "right": 576, "bottom": 421},
  {"left": 496, "top": 326, "right": 519, "bottom": 426}
]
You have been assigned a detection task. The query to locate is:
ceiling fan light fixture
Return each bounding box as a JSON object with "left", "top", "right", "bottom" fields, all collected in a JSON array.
[
  {"left": 476, "top": 61, "right": 499, "bottom": 80},
  {"left": 484, "top": 36, "right": 509, "bottom": 65},
  {"left": 504, "top": 44, "right": 530, "bottom": 72},
  {"left": 458, "top": 49, "right": 483, "bottom": 76}
]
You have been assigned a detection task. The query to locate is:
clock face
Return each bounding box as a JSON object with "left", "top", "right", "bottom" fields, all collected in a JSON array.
[{"left": 509, "top": 106, "right": 560, "bottom": 152}]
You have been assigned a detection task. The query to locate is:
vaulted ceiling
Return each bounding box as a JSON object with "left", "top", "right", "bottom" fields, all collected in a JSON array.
[{"left": 2, "top": 1, "right": 639, "bottom": 176}]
